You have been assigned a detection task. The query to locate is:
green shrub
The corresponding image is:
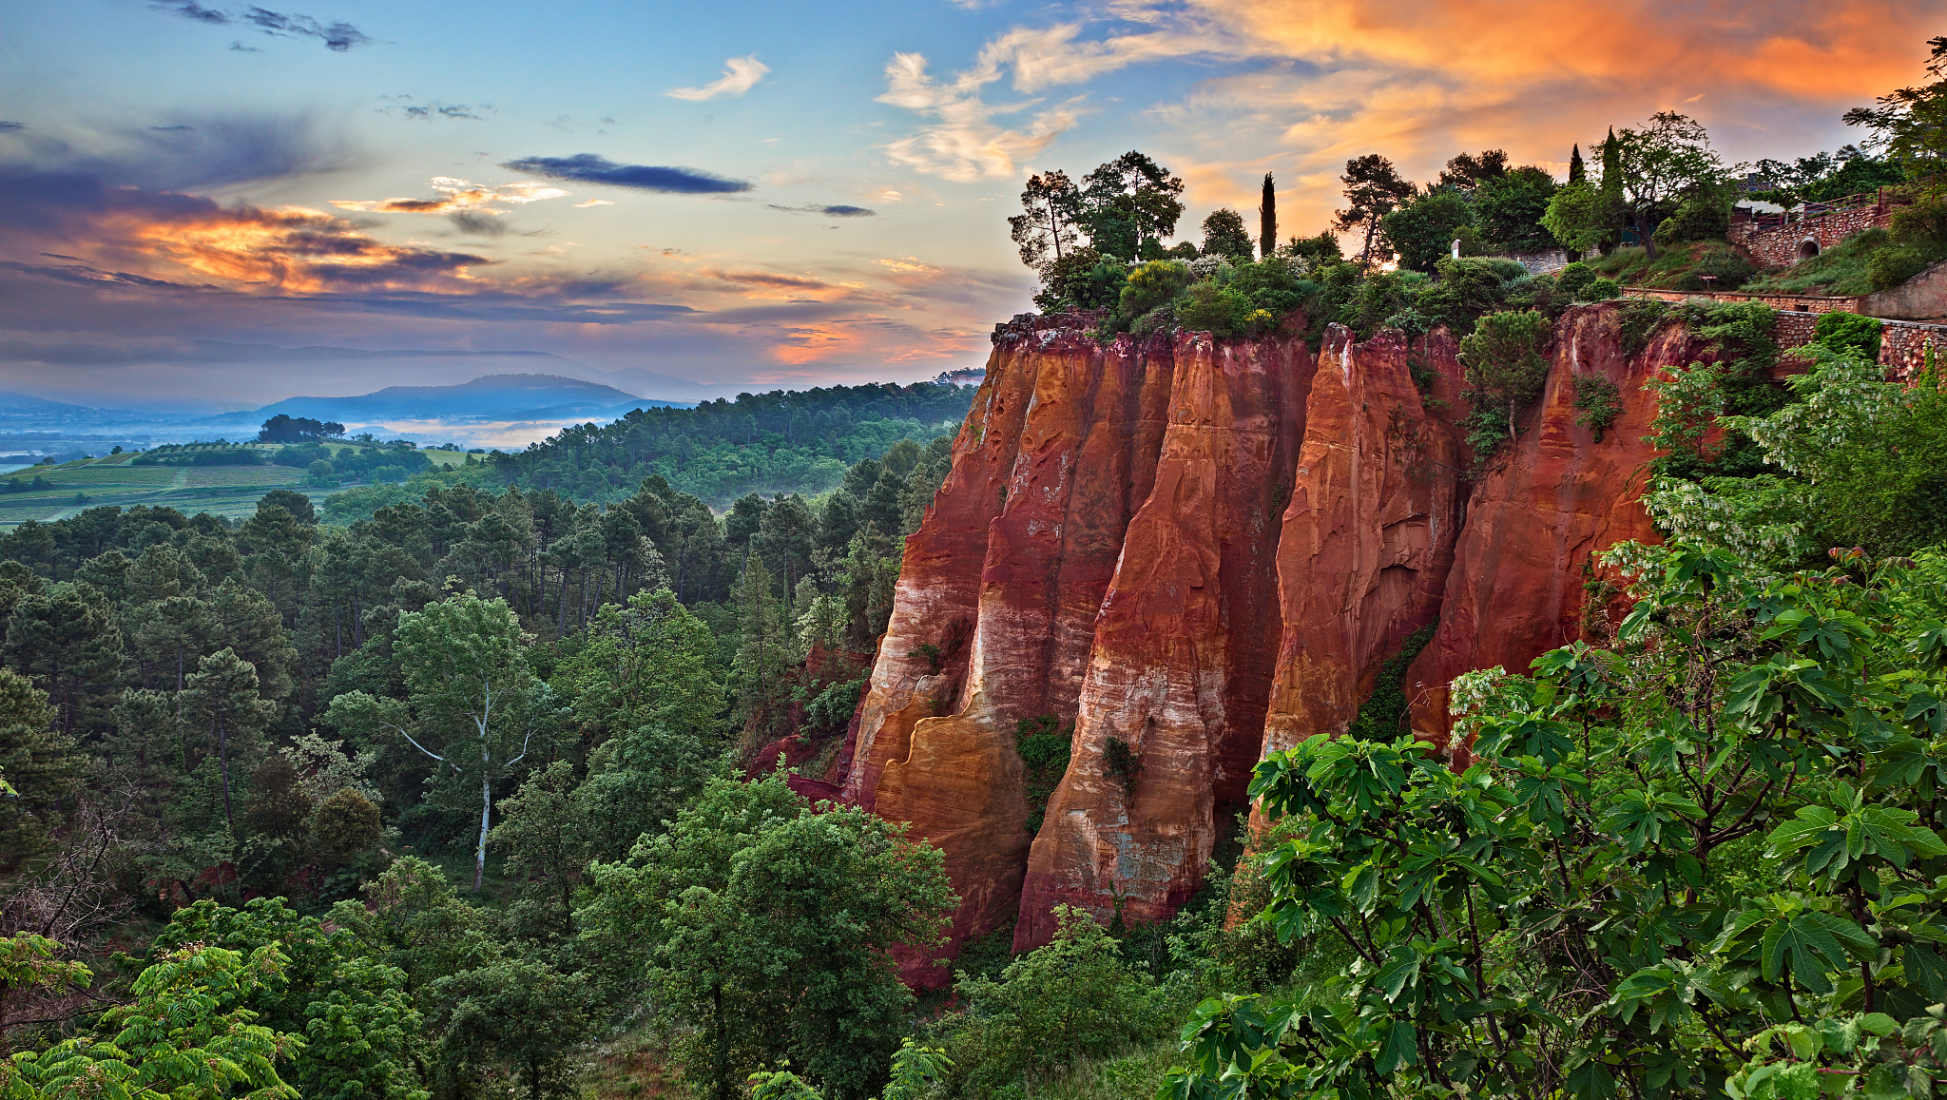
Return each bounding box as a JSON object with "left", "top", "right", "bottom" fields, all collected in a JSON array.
[
  {"left": 1282, "top": 231, "right": 1342, "bottom": 270},
  {"left": 1889, "top": 196, "right": 1947, "bottom": 255},
  {"left": 1503, "top": 274, "right": 1569, "bottom": 321},
  {"left": 1101, "top": 260, "right": 1193, "bottom": 336},
  {"left": 1678, "top": 245, "right": 1756, "bottom": 291},
  {"left": 804, "top": 677, "right": 865, "bottom": 731},
  {"left": 934, "top": 908, "right": 1165, "bottom": 1098},
  {"left": 1016, "top": 716, "right": 1073, "bottom": 836},
  {"left": 1617, "top": 298, "right": 1670, "bottom": 357},
  {"left": 1102, "top": 737, "right": 1141, "bottom": 796},
  {"left": 1812, "top": 310, "right": 1883, "bottom": 359},
  {"left": 1224, "top": 255, "right": 1309, "bottom": 318},
  {"left": 1652, "top": 189, "right": 1732, "bottom": 249},
  {"left": 1586, "top": 277, "right": 1622, "bottom": 299},
  {"left": 1571, "top": 373, "right": 1623, "bottom": 440},
  {"left": 1458, "top": 309, "right": 1552, "bottom": 458},
  {"left": 1035, "top": 248, "right": 1128, "bottom": 313},
  {"left": 1868, "top": 243, "right": 1929, "bottom": 290},
  {"left": 1117, "top": 261, "right": 1191, "bottom": 317},
  {"left": 1415, "top": 257, "right": 1525, "bottom": 337},
  {"left": 1557, "top": 262, "right": 1596, "bottom": 298},
  {"left": 1339, "top": 269, "right": 1424, "bottom": 339},
  {"left": 1346, "top": 624, "right": 1435, "bottom": 740}
]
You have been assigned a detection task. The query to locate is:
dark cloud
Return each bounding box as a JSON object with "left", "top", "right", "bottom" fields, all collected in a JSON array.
[
  {"left": 19, "top": 113, "right": 360, "bottom": 192},
  {"left": 712, "top": 271, "right": 831, "bottom": 290},
  {"left": 229, "top": 40, "right": 262, "bottom": 51},
  {"left": 154, "top": 0, "right": 229, "bottom": 23},
  {"left": 150, "top": 1, "right": 371, "bottom": 51},
  {"left": 0, "top": 123, "right": 25, "bottom": 133},
  {"left": 767, "top": 203, "right": 876, "bottom": 218},
  {"left": 502, "top": 154, "right": 751, "bottom": 194},
  {"left": 402, "top": 103, "right": 484, "bottom": 121},
  {"left": 448, "top": 210, "right": 506, "bottom": 236}
]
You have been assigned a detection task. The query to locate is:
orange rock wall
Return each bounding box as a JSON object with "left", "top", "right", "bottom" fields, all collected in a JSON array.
[
  {"left": 1403, "top": 306, "right": 1695, "bottom": 744},
  {"left": 840, "top": 303, "right": 1685, "bottom": 973},
  {"left": 1015, "top": 331, "right": 1312, "bottom": 949}
]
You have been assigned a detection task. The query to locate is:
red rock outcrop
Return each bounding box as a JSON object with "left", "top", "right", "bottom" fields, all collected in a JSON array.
[
  {"left": 1405, "top": 304, "right": 1693, "bottom": 744},
  {"left": 1013, "top": 331, "right": 1312, "bottom": 950},
  {"left": 1259, "top": 325, "right": 1466, "bottom": 760},
  {"left": 840, "top": 315, "right": 1177, "bottom": 976},
  {"left": 838, "top": 301, "right": 1702, "bottom": 972}
]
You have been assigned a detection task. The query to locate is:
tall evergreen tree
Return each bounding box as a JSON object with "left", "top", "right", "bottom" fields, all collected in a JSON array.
[
  {"left": 1258, "top": 172, "right": 1277, "bottom": 259},
  {"left": 183, "top": 649, "right": 277, "bottom": 833},
  {"left": 1568, "top": 143, "right": 1586, "bottom": 184}
]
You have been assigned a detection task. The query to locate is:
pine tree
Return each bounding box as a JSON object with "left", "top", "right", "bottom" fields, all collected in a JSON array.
[
  {"left": 1568, "top": 144, "right": 1585, "bottom": 184},
  {"left": 1258, "top": 172, "right": 1277, "bottom": 259}
]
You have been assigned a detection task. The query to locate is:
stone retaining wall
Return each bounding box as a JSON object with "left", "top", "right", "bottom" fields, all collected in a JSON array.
[
  {"left": 1731, "top": 201, "right": 1891, "bottom": 267},
  {"left": 1624, "top": 286, "right": 1862, "bottom": 314},
  {"left": 1622, "top": 290, "right": 1946, "bottom": 381},
  {"left": 1484, "top": 249, "right": 1574, "bottom": 274},
  {"left": 1878, "top": 320, "right": 1947, "bottom": 379}
]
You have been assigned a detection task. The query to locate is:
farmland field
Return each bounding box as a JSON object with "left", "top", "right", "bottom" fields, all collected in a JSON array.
[{"left": 0, "top": 444, "right": 473, "bottom": 531}]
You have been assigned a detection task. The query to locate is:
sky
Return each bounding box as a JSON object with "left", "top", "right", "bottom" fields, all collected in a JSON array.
[{"left": 0, "top": 0, "right": 1938, "bottom": 410}]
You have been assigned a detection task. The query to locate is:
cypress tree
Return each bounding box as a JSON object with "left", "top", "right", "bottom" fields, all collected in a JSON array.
[
  {"left": 1568, "top": 144, "right": 1585, "bottom": 185},
  {"left": 1258, "top": 172, "right": 1277, "bottom": 259},
  {"left": 1600, "top": 128, "right": 1625, "bottom": 254}
]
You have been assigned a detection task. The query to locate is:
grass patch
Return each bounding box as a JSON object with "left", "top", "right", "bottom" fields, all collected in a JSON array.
[
  {"left": 1741, "top": 227, "right": 1889, "bottom": 297},
  {"left": 577, "top": 1024, "right": 684, "bottom": 1100},
  {"left": 1587, "top": 241, "right": 1756, "bottom": 291},
  {"left": 1020, "top": 1039, "right": 1181, "bottom": 1100}
]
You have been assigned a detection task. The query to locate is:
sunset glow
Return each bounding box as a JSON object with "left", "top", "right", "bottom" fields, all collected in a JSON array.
[{"left": 0, "top": 0, "right": 1937, "bottom": 405}]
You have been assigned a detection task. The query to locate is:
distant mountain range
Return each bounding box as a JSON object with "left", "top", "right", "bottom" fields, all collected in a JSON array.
[
  {"left": 0, "top": 374, "right": 702, "bottom": 454},
  {"left": 234, "top": 374, "right": 686, "bottom": 426}
]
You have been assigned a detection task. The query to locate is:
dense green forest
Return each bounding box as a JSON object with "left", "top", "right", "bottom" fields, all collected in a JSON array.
[
  {"left": 4, "top": 35, "right": 1947, "bottom": 1100},
  {"left": 314, "top": 382, "right": 974, "bottom": 521}
]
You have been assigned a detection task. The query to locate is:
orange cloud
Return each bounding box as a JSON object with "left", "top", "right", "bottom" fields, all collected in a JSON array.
[
  {"left": 1191, "top": 0, "right": 1929, "bottom": 101},
  {"left": 771, "top": 324, "right": 862, "bottom": 364},
  {"left": 86, "top": 202, "right": 486, "bottom": 295},
  {"left": 331, "top": 177, "right": 569, "bottom": 217},
  {"left": 914, "top": 0, "right": 1938, "bottom": 240}
]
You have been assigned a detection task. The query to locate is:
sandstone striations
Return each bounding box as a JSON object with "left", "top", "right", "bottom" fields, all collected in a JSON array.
[
  {"left": 837, "top": 315, "right": 1177, "bottom": 975},
  {"left": 835, "top": 302, "right": 1684, "bottom": 974},
  {"left": 1402, "top": 305, "right": 1693, "bottom": 747},
  {"left": 1015, "top": 331, "right": 1311, "bottom": 950},
  {"left": 1260, "top": 325, "right": 1466, "bottom": 761}
]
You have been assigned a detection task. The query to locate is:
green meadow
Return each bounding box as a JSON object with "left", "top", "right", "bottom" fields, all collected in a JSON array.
[{"left": 0, "top": 444, "right": 468, "bottom": 531}]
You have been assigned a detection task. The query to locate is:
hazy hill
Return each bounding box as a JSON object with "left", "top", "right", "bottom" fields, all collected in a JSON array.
[{"left": 241, "top": 374, "right": 689, "bottom": 425}]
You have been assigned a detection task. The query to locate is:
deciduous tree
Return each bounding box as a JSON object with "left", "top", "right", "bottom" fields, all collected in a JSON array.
[
  {"left": 582, "top": 771, "right": 954, "bottom": 1100},
  {"left": 324, "top": 592, "right": 553, "bottom": 891}
]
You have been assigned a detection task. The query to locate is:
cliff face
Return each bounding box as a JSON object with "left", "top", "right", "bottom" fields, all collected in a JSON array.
[
  {"left": 837, "top": 317, "right": 1176, "bottom": 972},
  {"left": 1015, "top": 332, "right": 1311, "bottom": 950},
  {"left": 1403, "top": 306, "right": 1693, "bottom": 746},
  {"left": 836, "top": 302, "right": 1676, "bottom": 974}
]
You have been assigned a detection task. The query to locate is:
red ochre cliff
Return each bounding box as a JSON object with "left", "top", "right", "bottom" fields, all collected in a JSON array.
[{"left": 829, "top": 301, "right": 1683, "bottom": 978}]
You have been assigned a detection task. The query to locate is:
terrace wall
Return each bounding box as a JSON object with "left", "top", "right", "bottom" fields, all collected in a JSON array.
[{"left": 1730, "top": 193, "right": 1896, "bottom": 268}]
